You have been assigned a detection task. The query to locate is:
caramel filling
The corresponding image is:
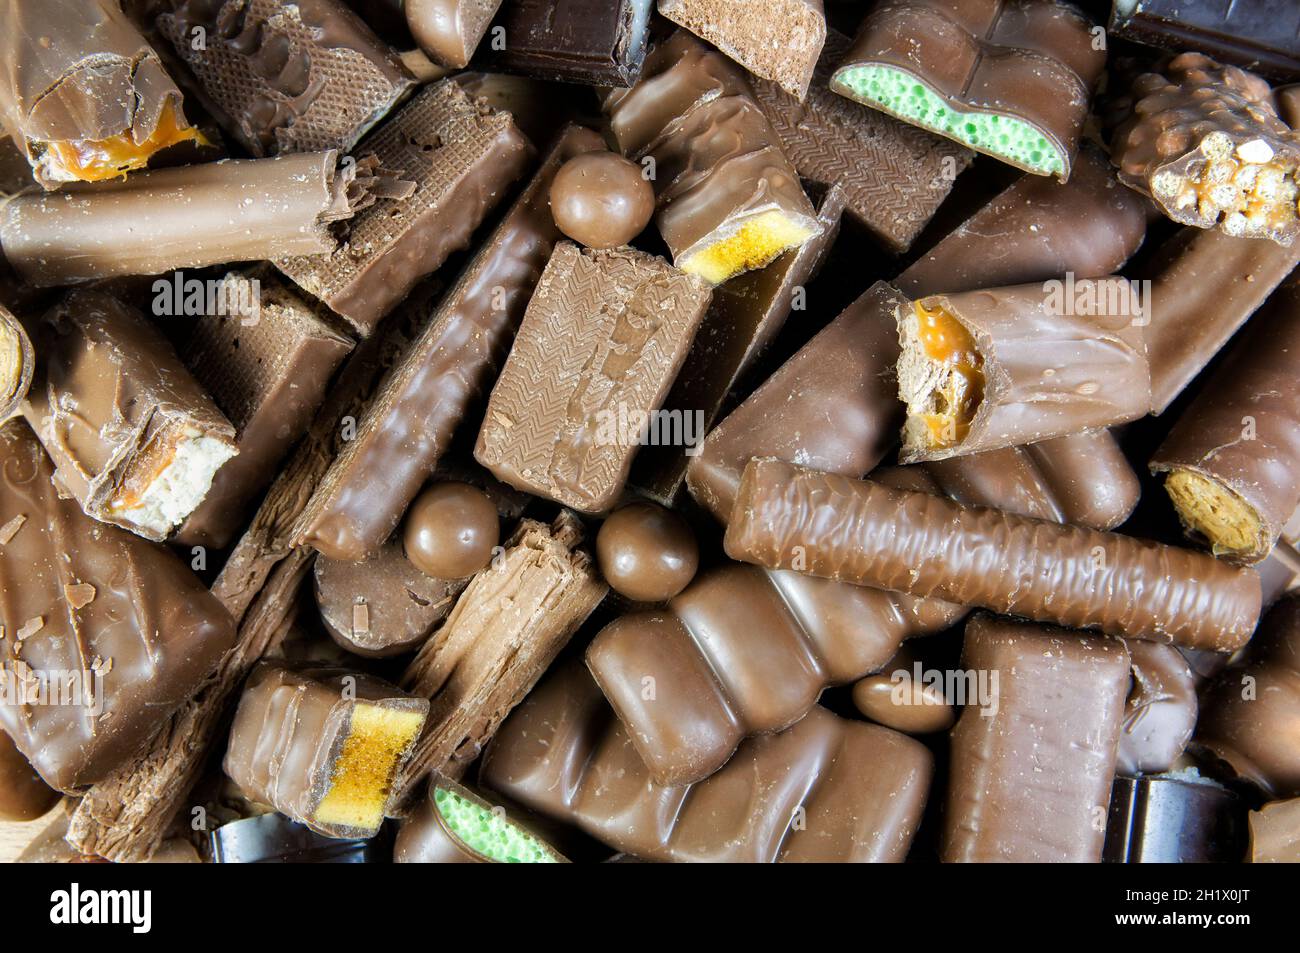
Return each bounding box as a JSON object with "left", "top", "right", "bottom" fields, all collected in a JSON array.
[
  {"left": 313, "top": 704, "right": 425, "bottom": 833},
  {"left": 1164, "top": 469, "right": 1265, "bottom": 559},
  {"left": 41, "top": 103, "right": 204, "bottom": 182},
  {"left": 1156, "top": 132, "right": 1300, "bottom": 238},
  {"left": 913, "top": 301, "right": 984, "bottom": 449}
]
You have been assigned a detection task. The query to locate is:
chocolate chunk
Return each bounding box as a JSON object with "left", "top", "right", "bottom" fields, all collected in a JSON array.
[
  {"left": 211, "top": 812, "right": 386, "bottom": 863},
  {"left": 394, "top": 778, "right": 566, "bottom": 863},
  {"left": 0, "top": 729, "right": 59, "bottom": 822},
  {"left": 1249, "top": 797, "right": 1300, "bottom": 862},
  {"left": 477, "top": 0, "right": 654, "bottom": 86},
  {"left": 595, "top": 502, "right": 698, "bottom": 603},
  {"left": 549, "top": 151, "right": 655, "bottom": 250},
  {"left": 402, "top": 482, "right": 499, "bottom": 580},
  {"left": 1105, "top": 774, "right": 1247, "bottom": 863},
  {"left": 406, "top": 0, "right": 505, "bottom": 69},
  {"left": 1118, "top": 641, "right": 1198, "bottom": 776}
]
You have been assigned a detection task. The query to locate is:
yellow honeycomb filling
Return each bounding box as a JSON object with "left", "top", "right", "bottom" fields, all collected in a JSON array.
[
  {"left": 1165, "top": 469, "right": 1263, "bottom": 558},
  {"left": 313, "top": 704, "right": 426, "bottom": 832},
  {"left": 680, "top": 210, "right": 815, "bottom": 285}
]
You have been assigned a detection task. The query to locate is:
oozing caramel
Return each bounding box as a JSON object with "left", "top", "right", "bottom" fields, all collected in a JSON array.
[
  {"left": 41, "top": 103, "right": 203, "bottom": 182},
  {"left": 914, "top": 301, "right": 984, "bottom": 448}
]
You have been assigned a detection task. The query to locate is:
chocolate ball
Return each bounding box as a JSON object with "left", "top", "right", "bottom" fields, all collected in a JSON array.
[
  {"left": 549, "top": 152, "right": 655, "bottom": 249},
  {"left": 596, "top": 502, "right": 698, "bottom": 602},
  {"left": 403, "top": 482, "right": 499, "bottom": 580}
]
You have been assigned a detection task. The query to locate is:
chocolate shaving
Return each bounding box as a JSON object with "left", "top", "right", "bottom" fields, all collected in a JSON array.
[
  {"left": 63, "top": 583, "right": 95, "bottom": 610},
  {"left": 0, "top": 514, "right": 25, "bottom": 545}
]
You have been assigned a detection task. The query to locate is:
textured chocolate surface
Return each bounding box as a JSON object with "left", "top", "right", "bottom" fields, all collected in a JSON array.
[
  {"left": 406, "top": 1, "right": 505, "bottom": 69},
  {"left": 477, "top": 0, "right": 654, "bottom": 86},
  {"left": 394, "top": 778, "right": 566, "bottom": 863},
  {"left": 1118, "top": 640, "right": 1197, "bottom": 776},
  {"left": 1110, "top": 0, "right": 1300, "bottom": 81},
  {"left": 1105, "top": 774, "right": 1247, "bottom": 863}
]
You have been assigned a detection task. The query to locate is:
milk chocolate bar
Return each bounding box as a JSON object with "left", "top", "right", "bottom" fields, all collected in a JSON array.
[
  {"left": 474, "top": 243, "right": 710, "bottom": 514},
  {"left": 603, "top": 31, "right": 823, "bottom": 285},
  {"left": 0, "top": 419, "right": 236, "bottom": 791},
  {"left": 1249, "top": 797, "right": 1300, "bottom": 862},
  {"left": 23, "top": 290, "right": 238, "bottom": 541},
  {"left": 658, "top": 0, "right": 826, "bottom": 100},
  {"left": 297, "top": 126, "right": 602, "bottom": 561},
  {"left": 1112, "top": 53, "right": 1300, "bottom": 244},
  {"left": 896, "top": 279, "right": 1151, "bottom": 463},
  {"left": 276, "top": 80, "right": 533, "bottom": 336},
  {"left": 944, "top": 616, "right": 1129, "bottom": 863},
  {"left": 223, "top": 662, "right": 429, "bottom": 838},
  {"left": 395, "top": 778, "right": 566, "bottom": 863},
  {"left": 0, "top": 302, "right": 34, "bottom": 422},
  {"left": 477, "top": 0, "right": 654, "bottom": 86},
  {"left": 404, "top": 0, "right": 504, "bottom": 69},
  {"left": 1105, "top": 774, "right": 1247, "bottom": 863},
  {"left": 725, "top": 458, "right": 1262, "bottom": 650},
  {"left": 173, "top": 272, "right": 354, "bottom": 550},
  {"left": 1110, "top": 0, "right": 1300, "bottom": 81},
  {"left": 0, "top": 730, "right": 59, "bottom": 822},
  {"left": 831, "top": 0, "right": 1106, "bottom": 180},
  {"left": 211, "top": 812, "right": 385, "bottom": 863},
  {"left": 0, "top": 0, "right": 203, "bottom": 188},
  {"left": 154, "top": 0, "right": 413, "bottom": 157},
  {"left": 1151, "top": 283, "right": 1300, "bottom": 563},
  {"left": 1, "top": 151, "right": 371, "bottom": 287},
  {"left": 1019, "top": 431, "right": 1143, "bottom": 533},
  {"left": 480, "top": 661, "right": 933, "bottom": 863},
  {"left": 1118, "top": 641, "right": 1197, "bottom": 776}
]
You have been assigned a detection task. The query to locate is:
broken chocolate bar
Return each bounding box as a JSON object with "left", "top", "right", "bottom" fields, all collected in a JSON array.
[
  {"left": 477, "top": 0, "right": 654, "bottom": 86},
  {"left": 395, "top": 778, "right": 566, "bottom": 862},
  {"left": 405, "top": 0, "right": 504, "bottom": 69}
]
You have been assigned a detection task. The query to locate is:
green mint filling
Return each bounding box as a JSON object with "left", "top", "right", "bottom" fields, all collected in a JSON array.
[
  {"left": 434, "top": 787, "right": 559, "bottom": 864},
  {"left": 836, "top": 64, "right": 1065, "bottom": 176}
]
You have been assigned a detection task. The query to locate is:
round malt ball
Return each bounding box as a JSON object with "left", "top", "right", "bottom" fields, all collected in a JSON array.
[
  {"left": 596, "top": 502, "right": 699, "bottom": 602},
  {"left": 550, "top": 152, "right": 655, "bottom": 249},
  {"left": 403, "top": 482, "right": 499, "bottom": 579}
]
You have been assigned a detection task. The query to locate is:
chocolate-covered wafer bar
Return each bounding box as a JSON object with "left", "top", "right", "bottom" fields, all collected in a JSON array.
[
  {"left": 154, "top": 0, "right": 414, "bottom": 156},
  {"left": 23, "top": 290, "right": 238, "bottom": 541},
  {"left": 0, "top": 302, "right": 34, "bottom": 421},
  {"left": 0, "top": 419, "right": 236, "bottom": 791},
  {"left": 725, "top": 458, "right": 1262, "bottom": 650},
  {"left": 297, "top": 126, "right": 602, "bottom": 561},
  {"left": 896, "top": 278, "right": 1151, "bottom": 463},
  {"left": 944, "top": 615, "right": 1129, "bottom": 863},
  {"left": 1105, "top": 774, "right": 1247, "bottom": 863},
  {"left": 475, "top": 243, "right": 710, "bottom": 514},
  {"left": 1151, "top": 283, "right": 1300, "bottom": 563},
  {"left": 603, "top": 31, "right": 823, "bottom": 285},
  {"left": 831, "top": 0, "right": 1106, "bottom": 180},
  {"left": 0, "top": 0, "right": 203, "bottom": 188},
  {"left": 1118, "top": 641, "right": 1197, "bottom": 776},
  {"left": 395, "top": 778, "right": 566, "bottom": 863},
  {"left": 223, "top": 662, "right": 429, "bottom": 838},
  {"left": 1112, "top": 53, "right": 1300, "bottom": 244},
  {"left": 477, "top": 0, "right": 654, "bottom": 86},
  {"left": 276, "top": 80, "right": 533, "bottom": 336},
  {"left": 481, "top": 661, "right": 933, "bottom": 863}
]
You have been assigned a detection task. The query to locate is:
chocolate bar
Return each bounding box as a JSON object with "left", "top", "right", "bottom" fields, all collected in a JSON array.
[
  {"left": 603, "top": 31, "right": 824, "bottom": 285},
  {"left": 1105, "top": 774, "right": 1247, "bottom": 863},
  {"left": 223, "top": 662, "right": 429, "bottom": 838},
  {"left": 474, "top": 243, "right": 710, "bottom": 514},
  {"left": 595, "top": 502, "right": 699, "bottom": 603},
  {"left": 1112, "top": 53, "right": 1300, "bottom": 244},
  {"left": 850, "top": 645, "right": 955, "bottom": 735},
  {"left": 0, "top": 418, "right": 237, "bottom": 791},
  {"left": 1151, "top": 282, "right": 1300, "bottom": 563},
  {"left": 831, "top": 0, "right": 1106, "bottom": 180},
  {"left": 0, "top": 0, "right": 203, "bottom": 188},
  {"left": 404, "top": 0, "right": 504, "bottom": 69},
  {"left": 276, "top": 80, "right": 533, "bottom": 336},
  {"left": 1110, "top": 0, "right": 1300, "bottom": 81},
  {"left": 395, "top": 778, "right": 566, "bottom": 863},
  {"left": 1196, "top": 594, "right": 1300, "bottom": 798},
  {"left": 296, "top": 126, "right": 602, "bottom": 561},
  {"left": 476, "top": 0, "right": 654, "bottom": 86},
  {"left": 725, "top": 458, "right": 1262, "bottom": 651},
  {"left": 1249, "top": 797, "right": 1300, "bottom": 862},
  {"left": 658, "top": 0, "right": 826, "bottom": 100},
  {"left": 0, "top": 151, "right": 371, "bottom": 287},
  {"left": 482, "top": 660, "right": 932, "bottom": 863},
  {"left": 1118, "top": 641, "right": 1197, "bottom": 776},
  {"left": 896, "top": 278, "right": 1150, "bottom": 463},
  {"left": 0, "top": 302, "right": 34, "bottom": 421},
  {"left": 1018, "top": 431, "right": 1143, "bottom": 533},
  {"left": 211, "top": 812, "right": 386, "bottom": 863},
  {"left": 154, "top": 0, "right": 414, "bottom": 156},
  {"left": 753, "top": 29, "right": 971, "bottom": 254},
  {"left": 172, "top": 272, "right": 354, "bottom": 550},
  {"left": 1261, "top": 531, "right": 1300, "bottom": 606},
  {"left": 0, "top": 729, "right": 59, "bottom": 822},
  {"left": 22, "top": 290, "right": 238, "bottom": 541}
]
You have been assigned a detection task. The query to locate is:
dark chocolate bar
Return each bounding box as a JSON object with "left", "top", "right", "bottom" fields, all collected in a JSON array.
[
  {"left": 476, "top": 0, "right": 654, "bottom": 86},
  {"left": 211, "top": 812, "right": 386, "bottom": 863},
  {"left": 1104, "top": 774, "right": 1247, "bottom": 863},
  {"left": 1118, "top": 640, "right": 1197, "bottom": 776},
  {"left": 394, "top": 778, "right": 566, "bottom": 863},
  {"left": 1110, "top": 0, "right": 1300, "bottom": 81}
]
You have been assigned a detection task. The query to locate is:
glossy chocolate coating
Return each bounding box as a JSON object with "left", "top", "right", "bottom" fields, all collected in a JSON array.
[
  {"left": 549, "top": 152, "right": 654, "bottom": 250},
  {"left": 477, "top": 0, "right": 654, "bottom": 86},
  {"left": 1118, "top": 640, "right": 1197, "bottom": 776},
  {"left": 595, "top": 502, "right": 698, "bottom": 602},
  {"left": 211, "top": 812, "right": 385, "bottom": 864},
  {"left": 0, "top": 729, "right": 59, "bottom": 822},
  {"left": 403, "top": 482, "right": 499, "bottom": 580},
  {"left": 851, "top": 647, "right": 955, "bottom": 735},
  {"left": 1105, "top": 774, "right": 1247, "bottom": 863},
  {"left": 406, "top": 0, "right": 504, "bottom": 69}
]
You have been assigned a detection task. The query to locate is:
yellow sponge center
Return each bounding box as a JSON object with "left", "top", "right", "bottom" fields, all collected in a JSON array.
[
  {"left": 681, "top": 211, "right": 814, "bottom": 285},
  {"left": 313, "top": 704, "right": 425, "bottom": 833},
  {"left": 1165, "top": 469, "right": 1263, "bottom": 558}
]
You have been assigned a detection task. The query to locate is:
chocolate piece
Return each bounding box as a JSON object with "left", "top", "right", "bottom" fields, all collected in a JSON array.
[
  {"left": 725, "top": 458, "right": 1262, "bottom": 651},
  {"left": 0, "top": 151, "right": 367, "bottom": 287},
  {"left": 477, "top": 0, "right": 654, "bottom": 86},
  {"left": 481, "top": 660, "right": 933, "bottom": 863},
  {"left": 1109, "top": 0, "right": 1300, "bottom": 82},
  {"left": 393, "top": 513, "right": 606, "bottom": 797},
  {"left": 315, "top": 541, "right": 464, "bottom": 658},
  {"left": 831, "top": 0, "right": 1105, "bottom": 180},
  {"left": 1261, "top": 536, "right": 1300, "bottom": 606},
  {"left": 549, "top": 151, "right": 655, "bottom": 250},
  {"left": 895, "top": 145, "right": 1150, "bottom": 297},
  {"left": 402, "top": 482, "right": 499, "bottom": 580},
  {"left": 850, "top": 647, "right": 955, "bottom": 735},
  {"left": 1249, "top": 797, "right": 1300, "bottom": 862},
  {"left": 0, "top": 0, "right": 202, "bottom": 188},
  {"left": 1112, "top": 53, "right": 1300, "bottom": 244},
  {"left": 394, "top": 778, "right": 566, "bottom": 863},
  {"left": 1105, "top": 774, "right": 1247, "bottom": 863},
  {"left": 275, "top": 80, "right": 533, "bottom": 336},
  {"left": 406, "top": 0, "right": 505, "bottom": 69},
  {"left": 603, "top": 31, "right": 823, "bottom": 285},
  {"left": 173, "top": 271, "right": 354, "bottom": 550},
  {"left": 155, "top": 0, "right": 414, "bottom": 156},
  {"left": 1279, "top": 83, "right": 1300, "bottom": 129},
  {"left": 595, "top": 502, "right": 698, "bottom": 603},
  {"left": 0, "top": 729, "right": 59, "bottom": 822},
  {"left": 223, "top": 662, "right": 429, "bottom": 838},
  {"left": 896, "top": 278, "right": 1150, "bottom": 463},
  {"left": 1118, "top": 641, "right": 1197, "bottom": 776},
  {"left": 474, "top": 243, "right": 710, "bottom": 514},
  {"left": 944, "top": 615, "right": 1129, "bottom": 863},
  {"left": 211, "top": 812, "right": 385, "bottom": 863},
  {"left": 658, "top": 0, "right": 826, "bottom": 100},
  {"left": 0, "top": 419, "right": 236, "bottom": 791},
  {"left": 295, "top": 127, "right": 601, "bottom": 561},
  {"left": 1197, "top": 594, "right": 1300, "bottom": 798},
  {"left": 1151, "top": 284, "right": 1300, "bottom": 563},
  {"left": 0, "top": 302, "right": 34, "bottom": 421},
  {"left": 753, "top": 28, "right": 971, "bottom": 254}
]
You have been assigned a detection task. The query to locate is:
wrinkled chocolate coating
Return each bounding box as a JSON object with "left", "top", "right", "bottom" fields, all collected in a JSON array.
[
  {"left": 595, "top": 502, "right": 698, "bottom": 603},
  {"left": 1118, "top": 640, "right": 1197, "bottom": 776},
  {"left": 549, "top": 151, "right": 654, "bottom": 249},
  {"left": 403, "top": 482, "right": 499, "bottom": 580}
]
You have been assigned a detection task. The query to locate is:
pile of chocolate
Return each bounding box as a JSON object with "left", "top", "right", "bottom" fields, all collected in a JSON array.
[{"left": 0, "top": 0, "right": 1298, "bottom": 865}]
